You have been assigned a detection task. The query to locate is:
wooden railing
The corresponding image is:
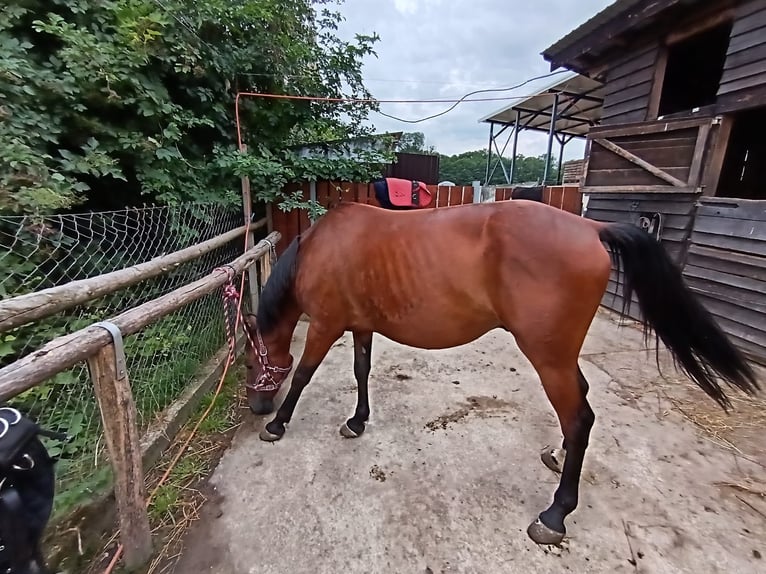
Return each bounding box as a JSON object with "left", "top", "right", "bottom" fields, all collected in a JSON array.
[{"left": 0, "top": 220, "right": 279, "bottom": 568}]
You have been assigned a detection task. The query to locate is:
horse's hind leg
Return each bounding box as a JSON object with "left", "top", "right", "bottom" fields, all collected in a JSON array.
[
  {"left": 520, "top": 347, "right": 595, "bottom": 545},
  {"left": 259, "top": 322, "right": 342, "bottom": 442},
  {"left": 541, "top": 373, "right": 589, "bottom": 474},
  {"left": 340, "top": 330, "right": 373, "bottom": 438}
]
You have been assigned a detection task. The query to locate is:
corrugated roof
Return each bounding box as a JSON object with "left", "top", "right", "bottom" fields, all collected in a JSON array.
[{"left": 478, "top": 71, "right": 604, "bottom": 137}]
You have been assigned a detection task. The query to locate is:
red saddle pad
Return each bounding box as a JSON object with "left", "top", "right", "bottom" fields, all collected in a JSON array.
[{"left": 386, "top": 178, "right": 433, "bottom": 208}]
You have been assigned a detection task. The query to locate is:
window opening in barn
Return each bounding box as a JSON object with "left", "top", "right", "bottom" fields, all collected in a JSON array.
[
  {"left": 658, "top": 21, "right": 732, "bottom": 117},
  {"left": 716, "top": 106, "right": 766, "bottom": 200}
]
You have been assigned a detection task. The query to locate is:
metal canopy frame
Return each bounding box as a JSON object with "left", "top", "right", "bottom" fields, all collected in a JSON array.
[{"left": 478, "top": 71, "right": 604, "bottom": 186}]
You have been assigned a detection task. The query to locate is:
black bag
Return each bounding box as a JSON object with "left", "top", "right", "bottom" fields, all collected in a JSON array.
[{"left": 0, "top": 406, "right": 59, "bottom": 574}]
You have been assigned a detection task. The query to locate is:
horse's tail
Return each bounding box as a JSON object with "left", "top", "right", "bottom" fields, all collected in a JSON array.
[
  {"left": 255, "top": 235, "right": 301, "bottom": 335},
  {"left": 598, "top": 222, "right": 759, "bottom": 410}
]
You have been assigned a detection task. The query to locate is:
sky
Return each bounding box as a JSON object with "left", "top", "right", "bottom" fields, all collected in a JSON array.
[{"left": 335, "top": 0, "right": 614, "bottom": 159}]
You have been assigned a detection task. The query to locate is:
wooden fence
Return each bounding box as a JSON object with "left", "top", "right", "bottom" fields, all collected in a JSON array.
[
  {"left": 0, "top": 216, "right": 280, "bottom": 569},
  {"left": 272, "top": 180, "right": 584, "bottom": 254}
]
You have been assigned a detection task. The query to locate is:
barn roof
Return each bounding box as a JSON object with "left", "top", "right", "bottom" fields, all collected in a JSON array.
[
  {"left": 542, "top": 0, "right": 693, "bottom": 77},
  {"left": 478, "top": 71, "right": 604, "bottom": 137}
]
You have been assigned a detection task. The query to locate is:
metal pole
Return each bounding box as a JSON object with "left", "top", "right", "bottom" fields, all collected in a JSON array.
[
  {"left": 557, "top": 136, "right": 566, "bottom": 185},
  {"left": 509, "top": 110, "right": 520, "bottom": 185},
  {"left": 484, "top": 122, "right": 494, "bottom": 185},
  {"left": 542, "top": 93, "right": 559, "bottom": 185}
]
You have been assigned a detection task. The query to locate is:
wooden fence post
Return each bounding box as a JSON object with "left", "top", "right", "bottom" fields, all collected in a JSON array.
[{"left": 86, "top": 328, "right": 152, "bottom": 569}]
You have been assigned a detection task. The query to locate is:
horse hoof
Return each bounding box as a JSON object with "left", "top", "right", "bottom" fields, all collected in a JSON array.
[
  {"left": 527, "top": 518, "right": 565, "bottom": 546},
  {"left": 339, "top": 422, "right": 361, "bottom": 438},
  {"left": 259, "top": 427, "right": 284, "bottom": 442},
  {"left": 541, "top": 446, "right": 566, "bottom": 474}
]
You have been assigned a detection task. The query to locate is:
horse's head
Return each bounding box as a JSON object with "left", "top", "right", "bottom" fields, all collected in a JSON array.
[{"left": 243, "top": 314, "right": 294, "bottom": 415}]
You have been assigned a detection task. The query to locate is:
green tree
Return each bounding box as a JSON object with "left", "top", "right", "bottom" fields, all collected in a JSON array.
[
  {"left": 0, "top": 0, "right": 385, "bottom": 215},
  {"left": 396, "top": 131, "right": 435, "bottom": 154}
]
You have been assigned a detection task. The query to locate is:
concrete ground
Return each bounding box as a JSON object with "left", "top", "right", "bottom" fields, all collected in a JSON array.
[{"left": 173, "top": 310, "right": 766, "bottom": 574}]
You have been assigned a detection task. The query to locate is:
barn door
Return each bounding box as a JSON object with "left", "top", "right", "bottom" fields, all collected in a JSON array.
[{"left": 581, "top": 117, "right": 714, "bottom": 194}]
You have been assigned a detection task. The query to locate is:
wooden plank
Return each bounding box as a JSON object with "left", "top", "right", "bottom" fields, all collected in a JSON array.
[
  {"left": 723, "top": 41, "right": 766, "bottom": 70},
  {"left": 730, "top": 6, "right": 766, "bottom": 36},
  {"left": 702, "top": 117, "right": 733, "bottom": 196},
  {"left": 593, "top": 138, "right": 689, "bottom": 187},
  {"left": 646, "top": 46, "right": 668, "bottom": 120},
  {"left": 616, "top": 136, "right": 698, "bottom": 150},
  {"left": 602, "top": 109, "right": 648, "bottom": 125},
  {"left": 734, "top": 0, "right": 766, "bottom": 19},
  {"left": 87, "top": 344, "right": 152, "bottom": 570},
  {"left": 586, "top": 197, "right": 697, "bottom": 215},
  {"left": 603, "top": 66, "right": 655, "bottom": 97},
  {"left": 692, "top": 215, "right": 766, "bottom": 241},
  {"left": 581, "top": 185, "right": 698, "bottom": 194},
  {"left": 0, "top": 232, "right": 280, "bottom": 401},
  {"left": 696, "top": 198, "right": 766, "bottom": 219},
  {"left": 614, "top": 128, "right": 699, "bottom": 146},
  {"left": 601, "top": 95, "right": 650, "bottom": 120},
  {"left": 607, "top": 46, "right": 658, "bottom": 82},
  {"left": 437, "top": 186, "right": 450, "bottom": 207},
  {"left": 316, "top": 180, "right": 331, "bottom": 209},
  {"left": 448, "top": 185, "right": 463, "bottom": 206},
  {"left": 720, "top": 59, "right": 766, "bottom": 85},
  {"left": 683, "top": 264, "right": 766, "bottom": 298},
  {"left": 354, "top": 182, "right": 367, "bottom": 204},
  {"left": 588, "top": 117, "right": 711, "bottom": 139},
  {"left": 602, "top": 80, "right": 654, "bottom": 108},
  {"left": 588, "top": 144, "right": 695, "bottom": 170},
  {"left": 716, "top": 82, "right": 766, "bottom": 113},
  {"left": 725, "top": 25, "right": 766, "bottom": 54},
  {"left": 586, "top": 167, "right": 689, "bottom": 187},
  {"left": 685, "top": 290, "right": 766, "bottom": 328},
  {"left": 718, "top": 70, "right": 766, "bottom": 96},
  {"left": 687, "top": 243, "right": 766, "bottom": 280},
  {"left": 687, "top": 122, "right": 712, "bottom": 188},
  {"left": 298, "top": 183, "right": 311, "bottom": 233},
  {"left": 691, "top": 231, "right": 766, "bottom": 256},
  {"left": 270, "top": 207, "right": 286, "bottom": 256}
]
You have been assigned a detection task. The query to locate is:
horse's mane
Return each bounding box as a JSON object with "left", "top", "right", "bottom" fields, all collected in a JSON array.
[{"left": 255, "top": 235, "right": 300, "bottom": 335}]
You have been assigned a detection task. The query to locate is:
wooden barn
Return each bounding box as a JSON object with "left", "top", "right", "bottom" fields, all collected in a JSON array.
[{"left": 542, "top": 0, "right": 766, "bottom": 363}]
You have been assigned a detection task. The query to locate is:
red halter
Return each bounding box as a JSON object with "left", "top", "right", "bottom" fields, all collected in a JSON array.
[{"left": 246, "top": 325, "right": 293, "bottom": 392}]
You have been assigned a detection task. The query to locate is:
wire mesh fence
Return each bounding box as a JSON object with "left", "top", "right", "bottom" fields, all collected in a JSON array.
[{"left": 0, "top": 203, "right": 253, "bottom": 516}]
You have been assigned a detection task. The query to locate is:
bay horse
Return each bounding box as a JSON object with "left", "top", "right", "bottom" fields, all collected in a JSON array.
[{"left": 242, "top": 199, "right": 758, "bottom": 546}]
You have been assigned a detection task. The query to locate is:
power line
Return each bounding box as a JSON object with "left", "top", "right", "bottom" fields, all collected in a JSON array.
[{"left": 375, "top": 70, "right": 571, "bottom": 124}]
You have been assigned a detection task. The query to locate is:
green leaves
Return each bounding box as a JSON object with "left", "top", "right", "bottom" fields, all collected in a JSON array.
[{"left": 1, "top": 0, "right": 380, "bottom": 215}]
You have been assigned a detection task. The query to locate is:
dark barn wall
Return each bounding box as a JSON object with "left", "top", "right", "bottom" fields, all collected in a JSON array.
[
  {"left": 600, "top": 45, "right": 659, "bottom": 125},
  {"left": 682, "top": 198, "right": 766, "bottom": 363},
  {"left": 717, "top": 0, "right": 766, "bottom": 111}
]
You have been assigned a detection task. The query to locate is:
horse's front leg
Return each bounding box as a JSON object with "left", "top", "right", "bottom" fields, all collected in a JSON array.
[
  {"left": 340, "top": 330, "right": 373, "bottom": 438},
  {"left": 259, "top": 323, "right": 341, "bottom": 442}
]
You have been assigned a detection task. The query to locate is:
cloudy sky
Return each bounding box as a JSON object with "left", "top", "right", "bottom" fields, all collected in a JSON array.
[{"left": 335, "top": 0, "right": 614, "bottom": 159}]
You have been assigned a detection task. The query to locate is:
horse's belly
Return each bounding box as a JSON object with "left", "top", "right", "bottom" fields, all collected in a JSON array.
[{"left": 353, "top": 302, "right": 499, "bottom": 350}]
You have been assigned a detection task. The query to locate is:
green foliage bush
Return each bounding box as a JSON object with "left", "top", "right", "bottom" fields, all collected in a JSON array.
[{"left": 0, "top": 0, "right": 389, "bottom": 215}]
